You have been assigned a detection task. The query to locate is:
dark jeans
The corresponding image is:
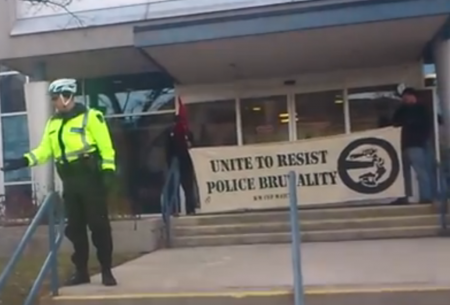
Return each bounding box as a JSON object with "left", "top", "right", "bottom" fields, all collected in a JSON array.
[{"left": 402, "top": 146, "right": 437, "bottom": 202}]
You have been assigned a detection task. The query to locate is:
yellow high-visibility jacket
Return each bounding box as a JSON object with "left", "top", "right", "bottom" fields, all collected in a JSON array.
[{"left": 24, "top": 108, "right": 115, "bottom": 171}]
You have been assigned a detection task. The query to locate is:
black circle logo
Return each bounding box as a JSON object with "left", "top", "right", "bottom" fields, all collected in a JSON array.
[{"left": 337, "top": 137, "right": 400, "bottom": 194}]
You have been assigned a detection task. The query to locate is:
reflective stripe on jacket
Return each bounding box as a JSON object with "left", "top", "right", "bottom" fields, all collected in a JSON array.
[{"left": 24, "top": 108, "right": 116, "bottom": 170}]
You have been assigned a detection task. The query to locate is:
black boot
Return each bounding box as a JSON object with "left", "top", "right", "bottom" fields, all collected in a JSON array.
[
  {"left": 101, "top": 269, "right": 117, "bottom": 286},
  {"left": 64, "top": 270, "right": 90, "bottom": 286}
]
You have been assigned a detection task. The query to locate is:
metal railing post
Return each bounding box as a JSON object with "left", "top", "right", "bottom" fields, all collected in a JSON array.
[
  {"left": 166, "top": 196, "right": 172, "bottom": 248},
  {"left": 288, "top": 171, "right": 305, "bottom": 305},
  {"left": 48, "top": 197, "right": 59, "bottom": 296},
  {"left": 438, "top": 163, "right": 448, "bottom": 231}
]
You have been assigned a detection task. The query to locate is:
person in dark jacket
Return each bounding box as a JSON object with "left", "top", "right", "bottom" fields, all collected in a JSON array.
[
  {"left": 164, "top": 100, "right": 196, "bottom": 215},
  {"left": 391, "top": 87, "right": 435, "bottom": 204}
]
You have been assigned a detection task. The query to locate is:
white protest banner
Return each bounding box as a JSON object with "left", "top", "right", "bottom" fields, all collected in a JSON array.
[{"left": 189, "top": 127, "right": 404, "bottom": 213}]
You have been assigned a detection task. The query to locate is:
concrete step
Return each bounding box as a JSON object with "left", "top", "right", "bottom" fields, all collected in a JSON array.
[
  {"left": 174, "top": 214, "right": 445, "bottom": 237},
  {"left": 174, "top": 204, "right": 436, "bottom": 226},
  {"left": 173, "top": 225, "right": 440, "bottom": 247},
  {"left": 49, "top": 286, "right": 450, "bottom": 305}
]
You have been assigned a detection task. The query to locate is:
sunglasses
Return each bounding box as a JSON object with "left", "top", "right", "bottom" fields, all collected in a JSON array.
[{"left": 50, "top": 94, "right": 60, "bottom": 101}]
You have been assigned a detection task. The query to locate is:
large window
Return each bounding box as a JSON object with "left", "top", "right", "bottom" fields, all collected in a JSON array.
[
  {"left": 186, "top": 100, "right": 237, "bottom": 147},
  {"left": 0, "top": 71, "right": 34, "bottom": 219},
  {"left": 0, "top": 73, "right": 27, "bottom": 113},
  {"left": 240, "top": 95, "right": 289, "bottom": 144},
  {"left": 81, "top": 72, "right": 176, "bottom": 215},
  {"left": 107, "top": 113, "right": 174, "bottom": 215},
  {"left": 1, "top": 115, "right": 31, "bottom": 182},
  {"left": 348, "top": 85, "right": 400, "bottom": 132},
  {"left": 84, "top": 73, "right": 175, "bottom": 115},
  {"left": 295, "top": 91, "right": 345, "bottom": 139}
]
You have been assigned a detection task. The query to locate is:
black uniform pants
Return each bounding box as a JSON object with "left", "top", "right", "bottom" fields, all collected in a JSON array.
[{"left": 57, "top": 156, "right": 113, "bottom": 271}]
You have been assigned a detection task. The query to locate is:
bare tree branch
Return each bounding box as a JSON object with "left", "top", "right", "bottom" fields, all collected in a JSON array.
[{"left": 19, "top": 0, "right": 86, "bottom": 28}]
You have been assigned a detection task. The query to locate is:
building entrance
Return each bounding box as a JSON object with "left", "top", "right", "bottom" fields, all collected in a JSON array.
[{"left": 179, "top": 66, "right": 434, "bottom": 211}]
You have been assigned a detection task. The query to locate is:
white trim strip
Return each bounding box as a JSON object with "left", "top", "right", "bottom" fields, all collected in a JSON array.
[
  {"left": 4, "top": 180, "right": 33, "bottom": 186},
  {"left": 104, "top": 109, "right": 175, "bottom": 118},
  {"left": 0, "top": 71, "right": 21, "bottom": 76},
  {"left": 0, "top": 112, "right": 28, "bottom": 117}
]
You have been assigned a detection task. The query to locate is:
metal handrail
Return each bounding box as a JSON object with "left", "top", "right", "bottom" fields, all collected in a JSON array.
[
  {"left": 160, "top": 158, "right": 180, "bottom": 248},
  {"left": 0, "top": 191, "right": 65, "bottom": 305},
  {"left": 288, "top": 171, "right": 305, "bottom": 305},
  {"left": 438, "top": 163, "right": 448, "bottom": 232}
]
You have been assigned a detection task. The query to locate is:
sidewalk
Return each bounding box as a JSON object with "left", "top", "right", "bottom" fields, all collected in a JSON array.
[{"left": 57, "top": 238, "right": 450, "bottom": 297}]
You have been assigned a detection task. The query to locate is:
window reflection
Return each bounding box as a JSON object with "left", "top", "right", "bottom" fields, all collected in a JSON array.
[
  {"left": 107, "top": 113, "right": 174, "bottom": 215},
  {"left": 186, "top": 100, "right": 237, "bottom": 147},
  {"left": 74, "top": 95, "right": 86, "bottom": 105},
  {"left": 0, "top": 73, "right": 27, "bottom": 113},
  {"left": 84, "top": 73, "right": 175, "bottom": 116},
  {"left": 296, "top": 91, "right": 345, "bottom": 139},
  {"left": 1, "top": 115, "right": 31, "bottom": 182},
  {"left": 348, "top": 85, "right": 400, "bottom": 132},
  {"left": 98, "top": 89, "right": 174, "bottom": 116},
  {"left": 240, "top": 96, "right": 288, "bottom": 144}
]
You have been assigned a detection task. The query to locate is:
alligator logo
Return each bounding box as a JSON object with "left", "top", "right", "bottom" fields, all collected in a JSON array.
[{"left": 337, "top": 137, "right": 400, "bottom": 194}]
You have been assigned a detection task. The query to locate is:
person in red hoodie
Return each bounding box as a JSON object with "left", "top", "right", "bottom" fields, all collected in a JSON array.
[{"left": 164, "top": 98, "right": 196, "bottom": 215}]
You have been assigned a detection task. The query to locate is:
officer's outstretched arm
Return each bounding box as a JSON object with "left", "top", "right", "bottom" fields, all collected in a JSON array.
[
  {"left": 88, "top": 110, "right": 116, "bottom": 171},
  {"left": 24, "top": 121, "right": 53, "bottom": 167}
]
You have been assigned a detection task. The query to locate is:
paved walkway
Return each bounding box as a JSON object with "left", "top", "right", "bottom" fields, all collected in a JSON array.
[{"left": 58, "top": 238, "right": 450, "bottom": 297}]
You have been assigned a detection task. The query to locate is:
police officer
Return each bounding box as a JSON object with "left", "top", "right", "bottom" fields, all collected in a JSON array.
[{"left": 1, "top": 79, "right": 117, "bottom": 286}]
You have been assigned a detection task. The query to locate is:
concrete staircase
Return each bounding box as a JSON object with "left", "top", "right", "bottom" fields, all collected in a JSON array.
[
  {"left": 172, "top": 204, "right": 446, "bottom": 247},
  {"left": 47, "top": 205, "right": 450, "bottom": 305}
]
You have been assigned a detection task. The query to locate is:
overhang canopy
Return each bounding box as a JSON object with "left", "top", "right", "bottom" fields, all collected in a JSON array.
[
  {"left": 135, "top": 0, "right": 450, "bottom": 84},
  {"left": 3, "top": 47, "right": 161, "bottom": 80}
]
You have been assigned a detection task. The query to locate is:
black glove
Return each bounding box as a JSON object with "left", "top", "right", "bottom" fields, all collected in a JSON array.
[
  {"left": 102, "top": 169, "right": 117, "bottom": 191},
  {"left": 1, "top": 157, "right": 28, "bottom": 171},
  {"left": 103, "top": 170, "right": 123, "bottom": 201}
]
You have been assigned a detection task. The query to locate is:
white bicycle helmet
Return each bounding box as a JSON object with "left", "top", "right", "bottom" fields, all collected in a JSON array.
[{"left": 48, "top": 78, "right": 77, "bottom": 95}]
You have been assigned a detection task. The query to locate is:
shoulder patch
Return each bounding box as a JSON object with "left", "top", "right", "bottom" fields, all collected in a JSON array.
[{"left": 96, "top": 113, "right": 104, "bottom": 123}]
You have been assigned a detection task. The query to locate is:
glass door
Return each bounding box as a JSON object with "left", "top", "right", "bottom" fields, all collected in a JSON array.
[
  {"left": 239, "top": 95, "right": 289, "bottom": 144},
  {"left": 295, "top": 90, "right": 346, "bottom": 139},
  {"left": 347, "top": 85, "right": 400, "bottom": 132}
]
